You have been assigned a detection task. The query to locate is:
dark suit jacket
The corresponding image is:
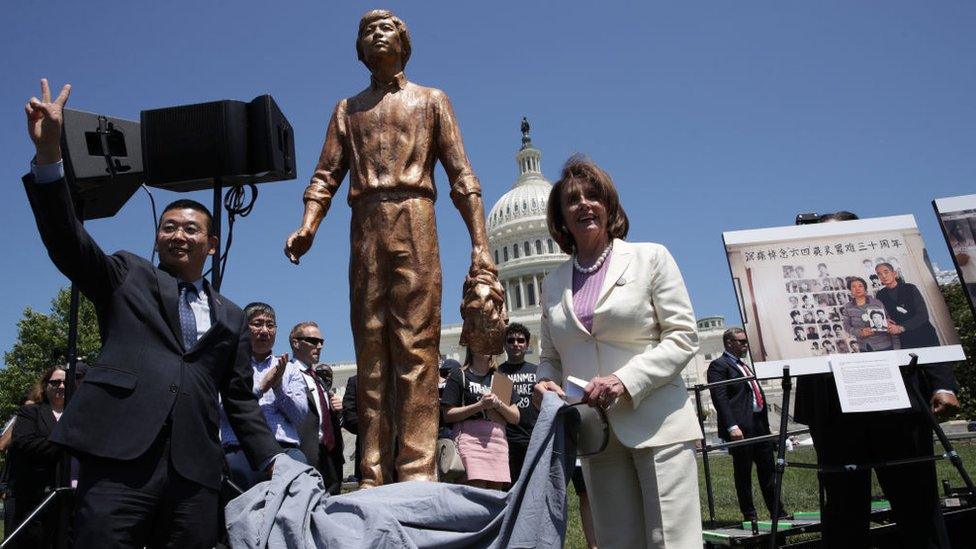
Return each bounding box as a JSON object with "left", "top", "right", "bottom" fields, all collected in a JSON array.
[
  {"left": 341, "top": 375, "right": 360, "bottom": 479},
  {"left": 24, "top": 176, "right": 280, "bottom": 489},
  {"left": 296, "top": 373, "right": 344, "bottom": 471},
  {"left": 707, "top": 353, "right": 770, "bottom": 442},
  {"left": 341, "top": 375, "right": 358, "bottom": 435},
  {"left": 9, "top": 403, "right": 64, "bottom": 503}
]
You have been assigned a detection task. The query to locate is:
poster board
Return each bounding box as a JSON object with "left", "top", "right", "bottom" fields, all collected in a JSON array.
[
  {"left": 490, "top": 371, "right": 514, "bottom": 406},
  {"left": 933, "top": 193, "right": 976, "bottom": 317},
  {"left": 723, "top": 215, "right": 965, "bottom": 377}
]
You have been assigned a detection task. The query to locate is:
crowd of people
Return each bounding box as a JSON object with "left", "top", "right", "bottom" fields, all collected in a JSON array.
[
  {"left": 8, "top": 56, "right": 965, "bottom": 547},
  {"left": 0, "top": 318, "right": 602, "bottom": 547},
  {"left": 9, "top": 92, "right": 697, "bottom": 546}
]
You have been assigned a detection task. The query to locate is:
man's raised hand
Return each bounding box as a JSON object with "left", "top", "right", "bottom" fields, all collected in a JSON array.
[{"left": 25, "top": 78, "right": 71, "bottom": 164}]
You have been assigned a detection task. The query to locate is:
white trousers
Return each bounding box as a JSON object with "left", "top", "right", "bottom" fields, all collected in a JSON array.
[{"left": 582, "top": 432, "right": 702, "bottom": 548}]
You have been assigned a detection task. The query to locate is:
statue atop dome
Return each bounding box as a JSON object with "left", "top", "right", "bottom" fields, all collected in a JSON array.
[{"left": 520, "top": 116, "right": 531, "bottom": 148}]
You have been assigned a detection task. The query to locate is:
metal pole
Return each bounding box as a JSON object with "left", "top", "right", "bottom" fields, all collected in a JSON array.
[
  {"left": 55, "top": 200, "right": 84, "bottom": 549},
  {"left": 768, "top": 366, "right": 792, "bottom": 549},
  {"left": 905, "top": 354, "right": 975, "bottom": 493},
  {"left": 211, "top": 179, "right": 223, "bottom": 290},
  {"left": 694, "top": 384, "right": 716, "bottom": 525},
  {"left": 817, "top": 467, "right": 825, "bottom": 522},
  {"left": 0, "top": 488, "right": 71, "bottom": 549}
]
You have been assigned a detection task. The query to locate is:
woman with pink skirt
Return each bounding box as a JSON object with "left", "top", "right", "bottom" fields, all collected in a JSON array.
[{"left": 441, "top": 349, "right": 520, "bottom": 489}]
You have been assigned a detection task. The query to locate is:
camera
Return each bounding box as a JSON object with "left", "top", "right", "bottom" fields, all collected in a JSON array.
[
  {"left": 795, "top": 213, "right": 822, "bottom": 225},
  {"left": 313, "top": 363, "right": 334, "bottom": 393}
]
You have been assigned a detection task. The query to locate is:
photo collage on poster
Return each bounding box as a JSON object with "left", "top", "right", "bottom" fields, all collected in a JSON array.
[
  {"left": 934, "top": 194, "right": 976, "bottom": 316},
  {"left": 783, "top": 259, "right": 902, "bottom": 357},
  {"left": 724, "top": 215, "right": 965, "bottom": 377}
]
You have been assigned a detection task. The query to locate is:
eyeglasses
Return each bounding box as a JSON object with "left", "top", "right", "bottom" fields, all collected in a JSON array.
[
  {"left": 248, "top": 320, "right": 277, "bottom": 330},
  {"left": 506, "top": 337, "right": 527, "bottom": 344},
  {"left": 296, "top": 336, "right": 324, "bottom": 346},
  {"left": 47, "top": 379, "right": 65, "bottom": 387}
]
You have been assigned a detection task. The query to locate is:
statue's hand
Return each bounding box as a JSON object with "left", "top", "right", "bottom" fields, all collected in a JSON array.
[
  {"left": 459, "top": 268, "right": 507, "bottom": 355},
  {"left": 284, "top": 228, "right": 315, "bottom": 265},
  {"left": 469, "top": 245, "right": 495, "bottom": 277}
]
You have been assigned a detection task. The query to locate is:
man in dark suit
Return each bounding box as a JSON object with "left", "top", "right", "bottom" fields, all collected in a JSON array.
[
  {"left": 793, "top": 210, "right": 959, "bottom": 548},
  {"left": 707, "top": 328, "right": 787, "bottom": 522},
  {"left": 341, "top": 375, "right": 361, "bottom": 483},
  {"left": 23, "top": 79, "right": 281, "bottom": 548},
  {"left": 288, "top": 321, "right": 345, "bottom": 494}
]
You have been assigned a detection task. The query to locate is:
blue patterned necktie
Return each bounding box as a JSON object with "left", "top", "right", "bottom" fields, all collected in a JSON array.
[{"left": 179, "top": 282, "right": 198, "bottom": 350}]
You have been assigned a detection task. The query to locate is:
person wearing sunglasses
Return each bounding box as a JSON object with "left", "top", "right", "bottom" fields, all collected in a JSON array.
[
  {"left": 8, "top": 365, "right": 68, "bottom": 547},
  {"left": 707, "top": 329, "right": 788, "bottom": 525},
  {"left": 289, "top": 322, "right": 345, "bottom": 494},
  {"left": 498, "top": 323, "right": 538, "bottom": 483}
]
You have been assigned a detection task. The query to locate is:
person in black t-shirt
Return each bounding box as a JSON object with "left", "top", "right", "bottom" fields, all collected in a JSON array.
[
  {"left": 441, "top": 350, "right": 519, "bottom": 489},
  {"left": 498, "top": 323, "right": 539, "bottom": 482}
]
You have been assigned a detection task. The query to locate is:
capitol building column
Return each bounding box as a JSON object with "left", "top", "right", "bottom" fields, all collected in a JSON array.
[{"left": 439, "top": 118, "right": 567, "bottom": 361}]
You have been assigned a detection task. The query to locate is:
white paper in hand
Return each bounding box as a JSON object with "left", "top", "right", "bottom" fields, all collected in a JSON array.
[{"left": 565, "top": 376, "right": 588, "bottom": 404}]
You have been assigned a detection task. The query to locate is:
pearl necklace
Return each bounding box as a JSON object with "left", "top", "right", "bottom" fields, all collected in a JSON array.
[{"left": 573, "top": 243, "right": 613, "bottom": 274}]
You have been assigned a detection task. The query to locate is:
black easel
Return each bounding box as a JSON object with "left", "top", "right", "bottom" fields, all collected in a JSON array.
[
  {"left": 903, "top": 354, "right": 975, "bottom": 492},
  {"left": 693, "top": 367, "right": 807, "bottom": 531},
  {"left": 781, "top": 354, "right": 975, "bottom": 547},
  {"left": 767, "top": 366, "right": 791, "bottom": 549}
]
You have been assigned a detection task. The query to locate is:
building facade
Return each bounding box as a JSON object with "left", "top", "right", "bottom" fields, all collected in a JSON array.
[{"left": 441, "top": 119, "right": 567, "bottom": 363}]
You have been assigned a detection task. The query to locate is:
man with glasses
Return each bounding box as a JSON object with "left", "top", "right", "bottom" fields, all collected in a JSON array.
[
  {"left": 220, "top": 303, "right": 307, "bottom": 490},
  {"left": 21, "top": 78, "right": 281, "bottom": 548},
  {"left": 289, "top": 322, "right": 345, "bottom": 494},
  {"left": 498, "top": 323, "right": 538, "bottom": 482},
  {"left": 707, "top": 328, "right": 788, "bottom": 523}
]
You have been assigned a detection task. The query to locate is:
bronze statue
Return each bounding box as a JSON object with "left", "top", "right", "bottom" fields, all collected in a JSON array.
[{"left": 285, "top": 9, "right": 502, "bottom": 487}]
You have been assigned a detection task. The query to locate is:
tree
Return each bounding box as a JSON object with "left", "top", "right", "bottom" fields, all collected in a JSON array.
[
  {"left": 943, "top": 283, "right": 976, "bottom": 420},
  {"left": 0, "top": 288, "right": 101, "bottom": 421}
]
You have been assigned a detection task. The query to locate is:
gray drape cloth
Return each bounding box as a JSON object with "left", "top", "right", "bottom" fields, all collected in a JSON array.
[{"left": 226, "top": 393, "right": 572, "bottom": 548}]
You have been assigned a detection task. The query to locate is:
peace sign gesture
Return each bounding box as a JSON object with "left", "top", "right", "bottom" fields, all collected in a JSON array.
[{"left": 25, "top": 78, "right": 71, "bottom": 164}]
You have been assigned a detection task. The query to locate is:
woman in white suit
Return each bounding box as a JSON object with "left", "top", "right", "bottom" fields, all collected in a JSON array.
[{"left": 533, "top": 156, "right": 703, "bottom": 548}]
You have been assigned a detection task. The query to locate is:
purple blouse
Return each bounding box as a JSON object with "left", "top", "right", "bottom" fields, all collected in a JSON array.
[{"left": 572, "top": 249, "right": 613, "bottom": 333}]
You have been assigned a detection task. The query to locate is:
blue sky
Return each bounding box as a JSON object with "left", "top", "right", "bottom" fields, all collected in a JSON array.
[{"left": 2, "top": 2, "right": 974, "bottom": 364}]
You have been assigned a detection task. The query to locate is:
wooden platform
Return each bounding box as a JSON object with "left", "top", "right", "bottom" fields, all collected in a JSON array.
[{"left": 703, "top": 500, "right": 976, "bottom": 548}]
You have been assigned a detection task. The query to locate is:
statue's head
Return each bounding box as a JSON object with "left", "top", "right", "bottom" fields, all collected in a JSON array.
[{"left": 357, "top": 10, "right": 412, "bottom": 72}]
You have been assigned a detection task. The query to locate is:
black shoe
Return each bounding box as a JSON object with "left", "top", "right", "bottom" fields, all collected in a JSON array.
[{"left": 774, "top": 512, "right": 794, "bottom": 521}]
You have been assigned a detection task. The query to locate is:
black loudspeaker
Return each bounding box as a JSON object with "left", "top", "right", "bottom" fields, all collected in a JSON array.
[
  {"left": 247, "top": 95, "right": 296, "bottom": 184},
  {"left": 60, "top": 109, "right": 144, "bottom": 220},
  {"left": 141, "top": 95, "right": 295, "bottom": 192}
]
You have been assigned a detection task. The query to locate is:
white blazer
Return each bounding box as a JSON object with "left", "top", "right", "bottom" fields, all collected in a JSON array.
[{"left": 539, "top": 239, "right": 703, "bottom": 449}]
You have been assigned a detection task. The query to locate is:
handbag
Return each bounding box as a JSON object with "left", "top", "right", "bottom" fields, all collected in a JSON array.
[
  {"left": 437, "top": 437, "right": 465, "bottom": 482},
  {"left": 437, "top": 369, "right": 466, "bottom": 482}
]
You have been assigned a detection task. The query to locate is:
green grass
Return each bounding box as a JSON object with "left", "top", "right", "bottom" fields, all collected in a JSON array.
[{"left": 561, "top": 442, "right": 976, "bottom": 548}]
